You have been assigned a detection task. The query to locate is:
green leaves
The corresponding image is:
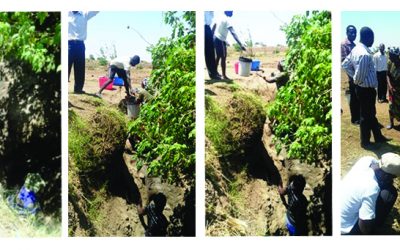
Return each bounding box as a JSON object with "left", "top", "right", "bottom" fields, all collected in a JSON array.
[
  {"left": 129, "top": 11, "right": 195, "bottom": 186},
  {"left": 268, "top": 11, "right": 331, "bottom": 164},
  {"left": 0, "top": 12, "right": 60, "bottom": 73}
]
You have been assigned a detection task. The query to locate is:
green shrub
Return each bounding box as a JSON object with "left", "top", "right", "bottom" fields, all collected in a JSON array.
[{"left": 267, "top": 11, "right": 331, "bottom": 163}]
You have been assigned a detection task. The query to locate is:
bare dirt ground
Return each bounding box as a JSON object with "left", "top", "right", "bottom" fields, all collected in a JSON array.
[
  {"left": 206, "top": 47, "right": 330, "bottom": 235},
  {"left": 69, "top": 60, "right": 187, "bottom": 236},
  {"left": 341, "top": 69, "right": 400, "bottom": 234}
]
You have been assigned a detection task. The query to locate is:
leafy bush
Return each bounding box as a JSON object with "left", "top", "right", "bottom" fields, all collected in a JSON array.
[
  {"left": 128, "top": 11, "right": 195, "bottom": 186},
  {"left": 267, "top": 11, "right": 331, "bottom": 163},
  {"left": 0, "top": 12, "right": 60, "bottom": 73}
]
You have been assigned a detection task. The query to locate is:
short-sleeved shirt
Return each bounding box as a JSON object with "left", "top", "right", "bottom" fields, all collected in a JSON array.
[
  {"left": 214, "top": 15, "right": 232, "bottom": 42},
  {"left": 341, "top": 156, "right": 380, "bottom": 234},
  {"left": 110, "top": 57, "right": 131, "bottom": 71},
  {"left": 205, "top": 11, "right": 213, "bottom": 26},
  {"left": 286, "top": 183, "right": 308, "bottom": 229}
]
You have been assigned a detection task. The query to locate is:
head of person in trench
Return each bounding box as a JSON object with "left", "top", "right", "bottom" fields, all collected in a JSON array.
[
  {"left": 277, "top": 60, "right": 285, "bottom": 72},
  {"left": 152, "top": 193, "right": 167, "bottom": 213},
  {"left": 288, "top": 174, "right": 306, "bottom": 195},
  {"left": 376, "top": 153, "right": 400, "bottom": 185}
]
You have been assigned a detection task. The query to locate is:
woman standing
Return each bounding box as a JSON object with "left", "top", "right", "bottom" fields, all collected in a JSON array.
[{"left": 386, "top": 48, "right": 400, "bottom": 129}]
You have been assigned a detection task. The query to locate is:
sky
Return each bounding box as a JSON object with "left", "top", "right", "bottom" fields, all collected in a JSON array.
[
  {"left": 84, "top": 11, "right": 303, "bottom": 62},
  {"left": 85, "top": 11, "right": 172, "bottom": 62},
  {"left": 212, "top": 11, "right": 303, "bottom": 47},
  {"left": 341, "top": 12, "right": 400, "bottom": 50}
]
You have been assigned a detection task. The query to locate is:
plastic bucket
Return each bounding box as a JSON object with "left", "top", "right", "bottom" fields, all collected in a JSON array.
[
  {"left": 251, "top": 60, "right": 260, "bottom": 71},
  {"left": 239, "top": 57, "right": 252, "bottom": 77},
  {"left": 127, "top": 103, "right": 140, "bottom": 119},
  {"left": 113, "top": 77, "right": 124, "bottom": 86},
  {"left": 234, "top": 62, "right": 239, "bottom": 74},
  {"left": 98, "top": 76, "right": 113, "bottom": 90}
]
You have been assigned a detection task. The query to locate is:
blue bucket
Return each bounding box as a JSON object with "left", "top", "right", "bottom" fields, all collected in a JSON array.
[
  {"left": 251, "top": 60, "right": 260, "bottom": 71},
  {"left": 113, "top": 77, "right": 124, "bottom": 86}
]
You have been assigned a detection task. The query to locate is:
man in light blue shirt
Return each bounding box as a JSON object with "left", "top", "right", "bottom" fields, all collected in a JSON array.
[
  {"left": 342, "top": 27, "right": 389, "bottom": 149},
  {"left": 68, "top": 11, "right": 99, "bottom": 94}
]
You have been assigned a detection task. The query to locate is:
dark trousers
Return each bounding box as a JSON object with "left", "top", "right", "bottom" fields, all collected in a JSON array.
[
  {"left": 355, "top": 86, "right": 383, "bottom": 145},
  {"left": 377, "top": 71, "right": 388, "bottom": 101},
  {"left": 205, "top": 25, "right": 218, "bottom": 78},
  {"left": 68, "top": 40, "right": 86, "bottom": 92},
  {"left": 349, "top": 78, "right": 360, "bottom": 123},
  {"left": 347, "top": 185, "right": 397, "bottom": 235}
]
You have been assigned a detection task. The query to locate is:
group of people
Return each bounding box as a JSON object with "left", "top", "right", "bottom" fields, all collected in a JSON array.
[
  {"left": 68, "top": 11, "right": 145, "bottom": 102},
  {"left": 204, "top": 11, "right": 246, "bottom": 80},
  {"left": 341, "top": 25, "right": 400, "bottom": 234},
  {"left": 341, "top": 25, "right": 400, "bottom": 149},
  {"left": 69, "top": 11, "right": 163, "bottom": 237}
]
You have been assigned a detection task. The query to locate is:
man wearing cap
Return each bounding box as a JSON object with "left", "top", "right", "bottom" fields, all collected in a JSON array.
[
  {"left": 96, "top": 55, "right": 140, "bottom": 98},
  {"left": 341, "top": 153, "right": 400, "bottom": 235},
  {"left": 212, "top": 11, "right": 246, "bottom": 80}
]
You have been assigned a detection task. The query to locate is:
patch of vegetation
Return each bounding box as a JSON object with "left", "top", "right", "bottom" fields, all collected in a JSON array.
[
  {"left": 267, "top": 11, "right": 331, "bottom": 164},
  {"left": 69, "top": 104, "right": 127, "bottom": 174},
  {"left": 0, "top": 185, "right": 61, "bottom": 237},
  {"left": 129, "top": 11, "right": 195, "bottom": 186},
  {"left": 206, "top": 92, "right": 266, "bottom": 157}
]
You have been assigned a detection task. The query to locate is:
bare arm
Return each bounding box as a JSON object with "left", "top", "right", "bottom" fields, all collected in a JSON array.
[
  {"left": 228, "top": 27, "right": 245, "bottom": 50},
  {"left": 278, "top": 181, "right": 288, "bottom": 208}
]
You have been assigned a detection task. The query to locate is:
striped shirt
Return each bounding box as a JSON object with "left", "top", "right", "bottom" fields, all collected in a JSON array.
[{"left": 342, "top": 43, "right": 378, "bottom": 88}]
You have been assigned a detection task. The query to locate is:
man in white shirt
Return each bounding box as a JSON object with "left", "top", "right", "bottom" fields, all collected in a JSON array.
[
  {"left": 373, "top": 43, "right": 388, "bottom": 103},
  {"left": 212, "top": 11, "right": 245, "bottom": 80},
  {"left": 342, "top": 27, "right": 389, "bottom": 149},
  {"left": 68, "top": 11, "right": 99, "bottom": 94},
  {"left": 96, "top": 55, "right": 140, "bottom": 98},
  {"left": 341, "top": 153, "right": 400, "bottom": 235}
]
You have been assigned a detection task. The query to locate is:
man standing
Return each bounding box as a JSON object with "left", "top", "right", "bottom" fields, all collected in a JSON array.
[
  {"left": 341, "top": 153, "right": 400, "bottom": 235},
  {"left": 68, "top": 11, "right": 99, "bottom": 94},
  {"left": 342, "top": 27, "right": 389, "bottom": 149},
  {"left": 213, "top": 11, "right": 246, "bottom": 80},
  {"left": 205, "top": 11, "right": 220, "bottom": 80},
  {"left": 374, "top": 43, "right": 389, "bottom": 103},
  {"left": 341, "top": 25, "right": 360, "bottom": 125}
]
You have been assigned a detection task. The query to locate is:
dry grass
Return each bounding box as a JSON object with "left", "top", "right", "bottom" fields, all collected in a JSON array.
[{"left": 0, "top": 185, "right": 61, "bottom": 237}]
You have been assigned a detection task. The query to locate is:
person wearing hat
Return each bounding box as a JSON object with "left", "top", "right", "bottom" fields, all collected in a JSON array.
[
  {"left": 386, "top": 48, "right": 400, "bottom": 129},
  {"left": 341, "top": 153, "right": 400, "bottom": 235},
  {"left": 96, "top": 55, "right": 140, "bottom": 98},
  {"left": 212, "top": 11, "right": 246, "bottom": 80}
]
